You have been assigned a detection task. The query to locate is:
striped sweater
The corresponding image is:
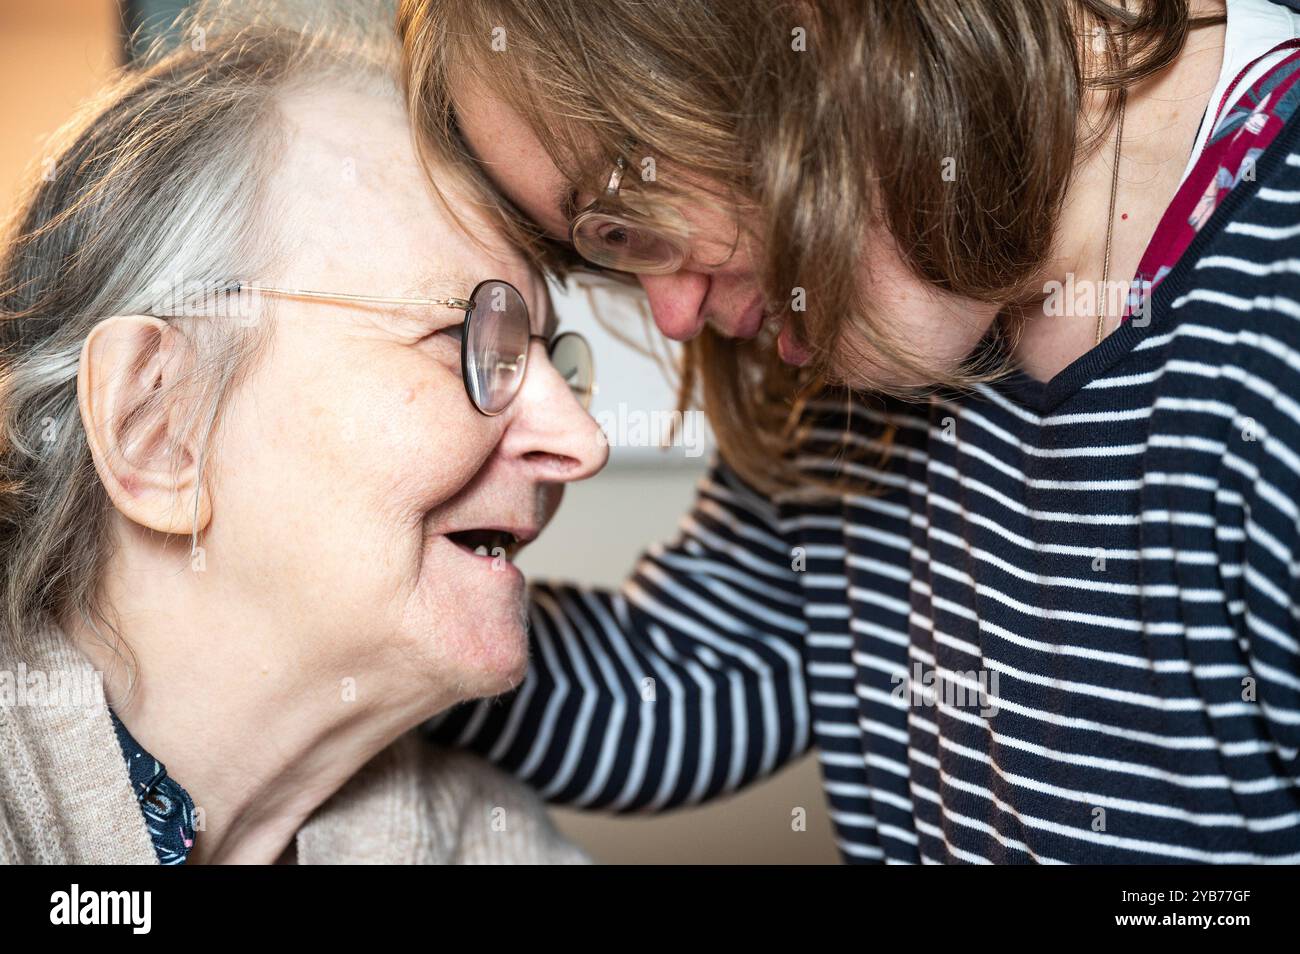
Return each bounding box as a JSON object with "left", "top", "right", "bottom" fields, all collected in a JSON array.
[{"left": 428, "top": 81, "right": 1300, "bottom": 865}]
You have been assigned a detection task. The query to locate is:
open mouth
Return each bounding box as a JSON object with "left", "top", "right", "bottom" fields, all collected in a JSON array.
[{"left": 444, "top": 528, "right": 523, "bottom": 561}]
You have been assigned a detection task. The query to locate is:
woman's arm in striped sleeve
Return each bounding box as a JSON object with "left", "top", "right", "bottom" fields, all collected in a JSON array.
[{"left": 422, "top": 460, "right": 812, "bottom": 811}]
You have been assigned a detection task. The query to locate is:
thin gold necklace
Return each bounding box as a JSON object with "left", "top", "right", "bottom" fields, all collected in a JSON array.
[{"left": 1096, "top": 86, "right": 1127, "bottom": 347}]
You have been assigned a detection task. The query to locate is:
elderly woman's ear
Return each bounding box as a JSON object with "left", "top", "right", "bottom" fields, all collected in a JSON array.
[{"left": 77, "top": 315, "right": 212, "bottom": 536}]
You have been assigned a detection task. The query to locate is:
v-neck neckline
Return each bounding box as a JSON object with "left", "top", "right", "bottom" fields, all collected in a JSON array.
[
  {"left": 996, "top": 305, "right": 1153, "bottom": 415},
  {"left": 995, "top": 76, "right": 1300, "bottom": 416}
]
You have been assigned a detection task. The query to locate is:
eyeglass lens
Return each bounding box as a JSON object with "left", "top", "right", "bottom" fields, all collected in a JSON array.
[
  {"left": 463, "top": 280, "right": 596, "bottom": 415},
  {"left": 464, "top": 279, "right": 531, "bottom": 415}
]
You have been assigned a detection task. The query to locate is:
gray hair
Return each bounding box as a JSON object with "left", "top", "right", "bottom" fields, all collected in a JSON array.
[{"left": 0, "top": 2, "right": 401, "bottom": 657}]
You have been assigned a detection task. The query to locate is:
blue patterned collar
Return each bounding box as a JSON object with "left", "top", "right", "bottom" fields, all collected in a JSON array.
[{"left": 108, "top": 709, "right": 196, "bottom": 865}]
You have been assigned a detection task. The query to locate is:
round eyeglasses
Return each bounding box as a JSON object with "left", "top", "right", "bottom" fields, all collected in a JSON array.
[
  {"left": 569, "top": 157, "right": 688, "bottom": 276},
  {"left": 451, "top": 279, "right": 595, "bottom": 415},
  {"left": 233, "top": 279, "right": 594, "bottom": 416}
]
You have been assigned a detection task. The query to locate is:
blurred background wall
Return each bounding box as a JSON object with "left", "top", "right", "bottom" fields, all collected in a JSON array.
[{"left": 0, "top": 0, "right": 838, "bottom": 864}]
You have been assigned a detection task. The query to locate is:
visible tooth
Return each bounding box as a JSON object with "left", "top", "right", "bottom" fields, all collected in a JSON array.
[{"left": 474, "top": 545, "right": 488, "bottom": 557}]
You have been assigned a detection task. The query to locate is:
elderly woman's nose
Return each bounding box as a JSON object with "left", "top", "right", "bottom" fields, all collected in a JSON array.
[{"left": 501, "top": 340, "right": 609, "bottom": 479}]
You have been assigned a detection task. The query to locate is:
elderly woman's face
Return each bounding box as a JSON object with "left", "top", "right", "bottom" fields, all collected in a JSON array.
[{"left": 204, "top": 85, "right": 607, "bottom": 701}]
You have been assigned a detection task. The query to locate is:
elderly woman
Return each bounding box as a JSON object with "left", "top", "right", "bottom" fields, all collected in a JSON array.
[{"left": 0, "top": 14, "right": 605, "bottom": 864}]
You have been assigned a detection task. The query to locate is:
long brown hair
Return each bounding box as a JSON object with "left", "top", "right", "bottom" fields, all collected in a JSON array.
[{"left": 399, "top": 0, "right": 1222, "bottom": 494}]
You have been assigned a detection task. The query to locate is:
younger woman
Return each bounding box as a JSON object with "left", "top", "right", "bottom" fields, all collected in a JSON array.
[{"left": 407, "top": 0, "right": 1300, "bottom": 863}]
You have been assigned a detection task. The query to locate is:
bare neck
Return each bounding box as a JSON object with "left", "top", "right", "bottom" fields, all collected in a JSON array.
[
  {"left": 67, "top": 533, "right": 456, "bottom": 864},
  {"left": 1011, "top": 5, "right": 1227, "bottom": 383}
]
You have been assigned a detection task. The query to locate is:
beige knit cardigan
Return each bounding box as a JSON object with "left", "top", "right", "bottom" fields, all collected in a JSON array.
[{"left": 0, "top": 626, "right": 588, "bottom": 864}]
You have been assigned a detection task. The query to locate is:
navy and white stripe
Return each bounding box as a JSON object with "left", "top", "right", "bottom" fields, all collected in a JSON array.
[{"left": 426, "top": 110, "right": 1300, "bottom": 864}]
